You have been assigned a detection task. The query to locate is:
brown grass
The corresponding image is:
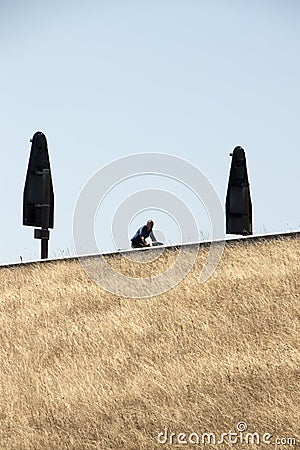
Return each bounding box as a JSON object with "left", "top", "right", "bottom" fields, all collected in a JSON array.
[{"left": 0, "top": 237, "right": 299, "bottom": 449}]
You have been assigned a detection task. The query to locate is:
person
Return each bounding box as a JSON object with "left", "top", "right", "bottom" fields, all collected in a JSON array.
[{"left": 131, "top": 219, "right": 157, "bottom": 248}]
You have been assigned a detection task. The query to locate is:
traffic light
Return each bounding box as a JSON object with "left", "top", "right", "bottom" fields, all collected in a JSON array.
[
  {"left": 23, "top": 131, "right": 54, "bottom": 258},
  {"left": 226, "top": 146, "right": 252, "bottom": 235}
]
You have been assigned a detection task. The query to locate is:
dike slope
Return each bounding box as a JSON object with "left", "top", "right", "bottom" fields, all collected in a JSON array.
[{"left": 0, "top": 237, "right": 299, "bottom": 449}]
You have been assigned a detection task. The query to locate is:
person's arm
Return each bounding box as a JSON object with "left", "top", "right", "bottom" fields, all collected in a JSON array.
[
  {"left": 140, "top": 236, "right": 149, "bottom": 246},
  {"left": 141, "top": 226, "right": 151, "bottom": 246},
  {"left": 149, "top": 230, "right": 157, "bottom": 242}
]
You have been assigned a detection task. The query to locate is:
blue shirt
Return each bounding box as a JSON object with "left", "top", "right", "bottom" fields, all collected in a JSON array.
[{"left": 131, "top": 225, "right": 151, "bottom": 244}]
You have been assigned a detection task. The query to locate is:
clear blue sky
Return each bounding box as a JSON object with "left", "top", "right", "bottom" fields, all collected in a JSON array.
[{"left": 1, "top": 0, "right": 299, "bottom": 264}]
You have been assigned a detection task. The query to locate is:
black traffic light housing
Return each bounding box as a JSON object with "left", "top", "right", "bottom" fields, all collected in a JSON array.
[
  {"left": 226, "top": 146, "right": 252, "bottom": 235},
  {"left": 23, "top": 131, "right": 54, "bottom": 258}
]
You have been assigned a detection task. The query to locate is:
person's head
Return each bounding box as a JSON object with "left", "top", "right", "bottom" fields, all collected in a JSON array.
[{"left": 146, "top": 219, "right": 154, "bottom": 231}]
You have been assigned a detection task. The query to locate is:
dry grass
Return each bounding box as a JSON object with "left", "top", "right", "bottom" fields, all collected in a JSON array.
[{"left": 0, "top": 237, "right": 299, "bottom": 449}]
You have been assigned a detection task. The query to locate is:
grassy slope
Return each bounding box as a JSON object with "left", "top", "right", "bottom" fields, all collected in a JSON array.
[{"left": 0, "top": 237, "right": 299, "bottom": 449}]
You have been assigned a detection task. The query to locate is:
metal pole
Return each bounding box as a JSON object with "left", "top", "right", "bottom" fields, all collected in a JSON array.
[{"left": 41, "top": 169, "right": 50, "bottom": 259}]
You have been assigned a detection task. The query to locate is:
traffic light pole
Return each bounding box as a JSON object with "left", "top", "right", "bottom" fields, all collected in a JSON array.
[
  {"left": 41, "top": 169, "right": 50, "bottom": 259},
  {"left": 34, "top": 169, "right": 51, "bottom": 259}
]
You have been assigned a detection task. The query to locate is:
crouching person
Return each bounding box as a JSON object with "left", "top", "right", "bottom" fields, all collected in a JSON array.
[{"left": 130, "top": 220, "right": 157, "bottom": 248}]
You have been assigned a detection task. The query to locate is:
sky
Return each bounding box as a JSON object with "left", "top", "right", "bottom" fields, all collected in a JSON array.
[{"left": 0, "top": 0, "right": 300, "bottom": 264}]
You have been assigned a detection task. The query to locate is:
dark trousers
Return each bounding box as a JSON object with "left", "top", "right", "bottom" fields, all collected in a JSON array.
[{"left": 131, "top": 240, "right": 147, "bottom": 248}]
